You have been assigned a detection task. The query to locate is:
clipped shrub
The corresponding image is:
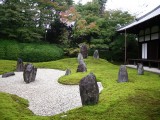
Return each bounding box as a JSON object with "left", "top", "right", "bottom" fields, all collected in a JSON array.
[
  {"left": 0, "top": 44, "right": 5, "bottom": 59},
  {"left": 0, "top": 40, "right": 20, "bottom": 60},
  {"left": 20, "top": 44, "right": 64, "bottom": 62},
  {"left": 5, "top": 43, "right": 20, "bottom": 60},
  {"left": 0, "top": 40, "right": 64, "bottom": 62}
]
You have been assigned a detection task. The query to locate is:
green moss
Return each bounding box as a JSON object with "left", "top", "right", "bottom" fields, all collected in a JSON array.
[
  {"left": 0, "top": 57, "right": 160, "bottom": 120},
  {"left": 0, "top": 60, "right": 16, "bottom": 74}
]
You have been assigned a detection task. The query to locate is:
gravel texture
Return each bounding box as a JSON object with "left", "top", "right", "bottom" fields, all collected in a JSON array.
[{"left": 0, "top": 69, "right": 82, "bottom": 116}]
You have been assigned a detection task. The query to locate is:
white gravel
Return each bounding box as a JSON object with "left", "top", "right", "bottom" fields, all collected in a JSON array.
[{"left": 0, "top": 69, "right": 82, "bottom": 116}]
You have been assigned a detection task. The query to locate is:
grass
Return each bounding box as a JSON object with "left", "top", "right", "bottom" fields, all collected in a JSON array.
[{"left": 0, "top": 57, "right": 160, "bottom": 120}]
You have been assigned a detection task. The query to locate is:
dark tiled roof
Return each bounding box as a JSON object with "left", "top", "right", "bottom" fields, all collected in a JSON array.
[{"left": 117, "top": 5, "right": 160, "bottom": 32}]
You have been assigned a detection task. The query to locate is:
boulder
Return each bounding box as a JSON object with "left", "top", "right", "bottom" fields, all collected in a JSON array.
[
  {"left": 23, "top": 63, "right": 37, "bottom": 83},
  {"left": 118, "top": 65, "right": 128, "bottom": 83},
  {"left": 2, "top": 72, "right": 15, "bottom": 78},
  {"left": 80, "top": 44, "right": 88, "bottom": 58},
  {"left": 137, "top": 63, "right": 144, "bottom": 75},
  {"left": 77, "top": 62, "right": 87, "bottom": 72},
  {"left": 93, "top": 50, "right": 99, "bottom": 59},
  {"left": 79, "top": 59, "right": 86, "bottom": 67},
  {"left": 16, "top": 58, "right": 24, "bottom": 72},
  {"left": 79, "top": 73, "right": 99, "bottom": 105},
  {"left": 65, "top": 69, "right": 71, "bottom": 75}
]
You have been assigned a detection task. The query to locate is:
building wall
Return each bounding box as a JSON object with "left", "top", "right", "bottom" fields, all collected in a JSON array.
[{"left": 138, "top": 25, "right": 160, "bottom": 60}]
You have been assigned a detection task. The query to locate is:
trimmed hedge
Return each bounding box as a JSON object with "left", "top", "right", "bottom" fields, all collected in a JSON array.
[{"left": 0, "top": 40, "right": 64, "bottom": 62}]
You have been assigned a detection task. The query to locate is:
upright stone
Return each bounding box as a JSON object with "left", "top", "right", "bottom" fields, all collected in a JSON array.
[
  {"left": 16, "top": 58, "right": 24, "bottom": 72},
  {"left": 137, "top": 63, "right": 144, "bottom": 75},
  {"left": 77, "top": 53, "right": 83, "bottom": 64},
  {"left": 79, "top": 59, "right": 86, "bottom": 67},
  {"left": 23, "top": 63, "right": 37, "bottom": 83},
  {"left": 77, "top": 60, "right": 87, "bottom": 72},
  {"left": 65, "top": 69, "right": 71, "bottom": 75},
  {"left": 118, "top": 65, "right": 128, "bottom": 83},
  {"left": 93, "top": 50, "right": 99, "bottom": 59},
  {"left": 80, "top": 44, "right": 88, "bottom": 58},
  {"left": 79, "top": 73, "right": 99, "bottom": 105}
]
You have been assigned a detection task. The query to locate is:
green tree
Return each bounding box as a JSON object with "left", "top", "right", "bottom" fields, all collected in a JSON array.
[
  {"left": 0, "top": 0, "right": 71, "bottom": 42},
  {"left": 75, "top": 1, "right": 137, "bottom": 61},
  {"left": 93, "top": 0, "right": 107, "bottom": 16},
  {"left": 0, "top": 0, "right": 43, "bottom": 42}
]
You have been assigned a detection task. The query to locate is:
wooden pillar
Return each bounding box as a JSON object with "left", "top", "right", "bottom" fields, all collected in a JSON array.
[{"left": 125, "top": 29, "right": 127, "bottom": 64}]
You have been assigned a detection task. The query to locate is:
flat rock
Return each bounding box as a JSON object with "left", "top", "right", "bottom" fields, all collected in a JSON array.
[{"left": 2, "top": 72, "right": 15, "bottom": 78}]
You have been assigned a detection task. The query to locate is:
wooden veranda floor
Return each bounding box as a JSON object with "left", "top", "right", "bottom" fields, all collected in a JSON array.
[{"left": 126, "top": 64, "right": 160, "bottom": 74}]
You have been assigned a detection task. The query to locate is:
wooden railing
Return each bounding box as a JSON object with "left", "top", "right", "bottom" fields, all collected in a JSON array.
[{"left": 127, "top": 59, "right": 160, "bottom": 69}]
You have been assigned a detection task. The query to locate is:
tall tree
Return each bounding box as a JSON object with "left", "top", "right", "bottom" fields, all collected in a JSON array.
[
  {"left": 92, "top": 0, "right": 107, "bottom": 16},
  {"left": 0, "top": 0, "right": 43, "bottom": 42},
  {"left": 0, "top": 0, "right": 70, "bottom": 42}
]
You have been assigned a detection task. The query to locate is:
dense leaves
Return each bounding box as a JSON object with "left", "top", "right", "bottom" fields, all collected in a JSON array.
[
  {"left": 0, "top": 0, "right": 138, "bottom": 61},
  {"left": 0, "top": 0, "right": 72, "bottom": 42},
  {"left": 74, "top": 2, "right": 138, "bottom": 61},
  {"left": 0, "top": 39, "right": 64, "bottom": 62}
]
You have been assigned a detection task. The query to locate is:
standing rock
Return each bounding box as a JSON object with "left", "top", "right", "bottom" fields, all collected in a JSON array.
[
  {"left": 77, "top": 53, "right": 84, "bottom": 64},
  {"left": 93, "top": 50, "right": 99, "bottom": 59},
  {"left": 80, "top": 44, "right": 88, "bottom": 58},
  {"left": 65, "top": 69, "right": 71, "bottom": 75},
  {"left": 77, "top": 59, "right": 87, "bottom": 72},
  {"left": 23, "top": 63, "right": 37, "bottom": 83},
  {"left": 118, "top": 65, "right": 128, "bottom": 83},
  {"left": 79, "top": 59, "right": 86, "bottom": 67},
  {"left": 16, "top": 58, "right": 24, "bottom": 72},
  {"left": 79, "top": 73, "right": 99, "bottom": 105},
  {"left": 2, "top": 72, "right": 15, "bottom": 78},
  {"left": 137, "top": 63, "right": 144, "bottom": 75}
]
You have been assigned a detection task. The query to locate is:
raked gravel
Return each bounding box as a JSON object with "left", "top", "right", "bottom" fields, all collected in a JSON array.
[{"left": 0, "top": 69, "right": 82, "bottom": 116}]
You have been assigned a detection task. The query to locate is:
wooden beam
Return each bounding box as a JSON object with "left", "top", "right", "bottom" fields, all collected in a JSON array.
[{"left": 125, "top": 29, "right": 127, "bottom": 64}]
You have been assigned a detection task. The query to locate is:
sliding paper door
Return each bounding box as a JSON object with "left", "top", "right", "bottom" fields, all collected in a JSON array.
[{"left": 142, "top": 43, "right": 147, "bottom": 59}]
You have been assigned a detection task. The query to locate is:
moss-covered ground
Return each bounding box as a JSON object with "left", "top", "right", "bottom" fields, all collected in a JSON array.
[{"left": 0, "top": 57, "right": 160, "bottom": 120}]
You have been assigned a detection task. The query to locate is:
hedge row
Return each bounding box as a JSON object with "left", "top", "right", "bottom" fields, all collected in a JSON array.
[{"left": 0, "top": 40, "right": 64, "bottom": 62}]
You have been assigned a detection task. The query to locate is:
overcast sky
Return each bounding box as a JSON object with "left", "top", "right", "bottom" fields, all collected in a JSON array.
[{"left": 74, "top": 0, "right": 160, "bottom": 17}]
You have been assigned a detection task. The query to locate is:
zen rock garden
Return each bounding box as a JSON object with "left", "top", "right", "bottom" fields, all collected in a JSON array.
[{"left": 2, "top": 43, "right": 151, "bottom": 116}]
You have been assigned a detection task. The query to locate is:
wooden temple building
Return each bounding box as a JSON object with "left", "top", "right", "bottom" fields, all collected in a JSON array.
[{"left": 117, "top": 5, "right": 160, "bottom": 69}]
